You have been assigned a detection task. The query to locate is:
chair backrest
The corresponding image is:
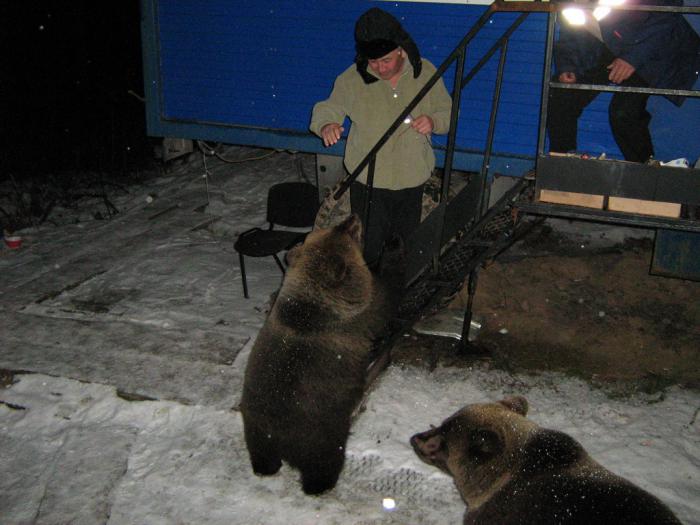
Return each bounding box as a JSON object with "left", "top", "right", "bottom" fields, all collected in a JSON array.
[{"left": 267, "top": 182, "right": 320, "bottom": 228}]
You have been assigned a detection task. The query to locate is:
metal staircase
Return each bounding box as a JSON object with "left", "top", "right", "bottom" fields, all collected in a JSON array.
[{"left": 336, "top": 1, "right": 700, "bottom": 367}]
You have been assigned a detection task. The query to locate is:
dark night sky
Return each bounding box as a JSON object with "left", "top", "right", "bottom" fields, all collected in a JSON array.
[{"left": 2, "top": 1, "right": 151, "bottom": 176}]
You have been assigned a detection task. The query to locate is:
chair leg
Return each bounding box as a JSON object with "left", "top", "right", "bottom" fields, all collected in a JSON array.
[
  {"left": 238, "top": 253, "right": 249, "bottom": 298},
  {"left": 272, "top": 254, "right": 286, "bottom": 274}
]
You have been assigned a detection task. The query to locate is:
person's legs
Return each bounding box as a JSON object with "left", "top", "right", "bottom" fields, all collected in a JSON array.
[
  {"left": 609, "top": 74, "right": 653, "bottom": 163},
  {"left": 547, "top": 84, "right": 598, "bottom": 154},
  {"left": 386, "top": 183, "right": 424, "bottom": 244},
  {"left": 350, "top": 182, "right": 391, "bottom": 266},
  {"left": 547, "top": 60, "right": 610, "bottom": 154},
  {"left": 350, "top": 182, "right": 423, "bottom": 267}
]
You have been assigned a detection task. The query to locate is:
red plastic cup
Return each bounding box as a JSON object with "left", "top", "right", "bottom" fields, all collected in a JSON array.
[{"left": 4, "top": 235, "right": 22, "bottom": 249}]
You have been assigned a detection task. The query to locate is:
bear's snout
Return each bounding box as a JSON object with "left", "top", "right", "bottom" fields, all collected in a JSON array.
[{"left": 410, "top": 428, "right": 447, "bottom": 467}]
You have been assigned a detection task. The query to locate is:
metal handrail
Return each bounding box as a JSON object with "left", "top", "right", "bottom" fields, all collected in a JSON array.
[
  {"left": 332, "top": 0, "right": 543, "bottom": 262},
  {"left": 333, "top": 1, "right": 555, "bottom": 200},
  {"left": 550, "top": 82, "right": 700, "bottom": 98},
  {"left": 333, "top": 1, "right": 501, "bottom": 202}
]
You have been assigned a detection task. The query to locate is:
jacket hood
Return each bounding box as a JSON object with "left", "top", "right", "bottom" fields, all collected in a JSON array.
[{"left": 354, "top": 7, "right": 422, "bottom": 84}]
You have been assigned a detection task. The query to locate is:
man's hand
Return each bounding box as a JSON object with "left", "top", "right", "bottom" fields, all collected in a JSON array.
[
  {"left": 559, "top": 71, "right": 577, "bottom": 83},
  {"left": 607, "top": 58, "right": 636, "bottom": 84},
  {"left": 410, "top": 115, "right": 434, "bottom": 135},
  {"left": 320, "top": 123, "right": 345, "bottom": 147}
]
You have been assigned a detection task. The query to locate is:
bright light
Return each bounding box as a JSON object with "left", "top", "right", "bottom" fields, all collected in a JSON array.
[
  {"left": 564, "top": 0, "right": 625, "bottom": 24},
  {"left": 562, "top": 7, "right": 586, "bottom": 25},
  {"left": 593, "top": 7, "right": 611, "bottom": 20},
  {"left": 595, "top": 0, "right": 625, "bottom": 21},
  {"left": 382, "top": 497, "right": 396, "bottom": 511}
]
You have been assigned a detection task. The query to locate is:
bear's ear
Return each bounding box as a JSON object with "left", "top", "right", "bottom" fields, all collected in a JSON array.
[
  {"left": 467, "top": 429, "right": 504, "bottom": 462},
  {"left": 336, "top": 214, "right": 363, "bottom": 244},
  {"left": 326, "top": 253, "right": 349, "bottom": 286},
  {"left": 498, "top": 396, "right": 528, "bottom": 416}
]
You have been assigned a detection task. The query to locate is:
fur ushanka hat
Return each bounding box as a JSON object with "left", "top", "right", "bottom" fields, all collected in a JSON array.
[{"left": 354, "top": 7, "right": 422, "bottom": 84}]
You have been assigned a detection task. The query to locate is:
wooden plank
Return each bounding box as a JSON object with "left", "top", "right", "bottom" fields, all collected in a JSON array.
[
  {"left": 608, "top": 197, "right": 681, "bottom": 218},
  {"left": 538, "top": 189, "right": 605, "bottom": 209}
]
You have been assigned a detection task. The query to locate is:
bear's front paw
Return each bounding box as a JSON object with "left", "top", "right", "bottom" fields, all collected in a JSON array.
[{"left": 301, "top": 475, "right": 337, "bottom": 496}]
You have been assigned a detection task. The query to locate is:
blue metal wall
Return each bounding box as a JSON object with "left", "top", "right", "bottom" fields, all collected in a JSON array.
[{"left": 141, "top": 0, "right": 699, "bottom": 175}]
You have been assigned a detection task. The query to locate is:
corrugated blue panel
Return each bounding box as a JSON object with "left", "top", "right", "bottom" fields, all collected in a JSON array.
[
  {"left": 146, "top": 0, "right": 699, "bottom": 172},
  {"left": 153, "top": 0, "right": 549, "bottom": 164}
]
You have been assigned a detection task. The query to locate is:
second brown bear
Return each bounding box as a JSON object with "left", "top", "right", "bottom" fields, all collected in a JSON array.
[{"left": 411, "top": 396, "right": 681, "bottom": 524}]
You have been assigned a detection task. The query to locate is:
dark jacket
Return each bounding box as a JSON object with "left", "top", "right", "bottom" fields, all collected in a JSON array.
[{"left": 555, "top": 0, "right": 700, "bottom": 105}]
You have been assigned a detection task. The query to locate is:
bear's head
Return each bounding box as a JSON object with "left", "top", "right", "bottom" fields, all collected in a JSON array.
[
  {"left": 275, "top": 214, "right": 374, "bottom": 327},
  {"left": 410, "top": 396, "right": 538, "bottom": 508}
]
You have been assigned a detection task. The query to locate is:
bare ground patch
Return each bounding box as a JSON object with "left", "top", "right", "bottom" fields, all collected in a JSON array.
[{"left": 393, "top": 227, "right": 700, "bottom": 394}]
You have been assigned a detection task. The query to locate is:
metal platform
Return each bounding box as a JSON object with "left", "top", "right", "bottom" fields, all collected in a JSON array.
[
  {"left": 517, "top": 201, "right": 700, "bottom": 233},
  {"left": 536, "top": 155, "right": 700, "bottom": 205}
]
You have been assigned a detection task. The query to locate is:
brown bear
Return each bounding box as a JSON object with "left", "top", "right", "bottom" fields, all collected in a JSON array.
[
  {"left": 411, "top": 397, "right": 681, "bottom": 524},
  {"left": 240, "top": 214, "right": 402, "bottom": 495}
]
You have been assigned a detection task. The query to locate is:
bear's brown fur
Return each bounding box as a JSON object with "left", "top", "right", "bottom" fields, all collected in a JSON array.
[
  {"left": 240, "top": 214, "right": 402, "bottom": 495},
  {"left": 411, "top": 397, "right": 681, "bottom": 524}
]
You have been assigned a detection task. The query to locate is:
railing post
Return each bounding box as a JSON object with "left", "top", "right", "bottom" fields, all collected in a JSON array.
[
  {"left": 537, "top": 8, "right": 557, "bottom": 159},
  {"left": 478, "top": 38, "right": 510, "bottom": 218},
  {"left": 440, "top": 48, "right": 467, "bottom": 204},
  {"left": 363, "top": 155, "right": 376, "bottom": 262},
  {"left": 432, "top": 46, "right": 468, "bottom": 273},
  {"left": 460, "top": 34, "right": 510, "bottom": 353}
]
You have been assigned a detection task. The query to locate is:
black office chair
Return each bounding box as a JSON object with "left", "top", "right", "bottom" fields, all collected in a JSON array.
[{"left": 234, "top": 181, "right": 320, "bottom": 298}]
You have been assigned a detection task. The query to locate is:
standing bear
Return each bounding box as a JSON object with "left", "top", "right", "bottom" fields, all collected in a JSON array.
[
  {"left": 411, "top": 397, "right": 681, "bottom": 524},
  {"left": 240, "top": 214, "right": 402, "bottom": 495}
]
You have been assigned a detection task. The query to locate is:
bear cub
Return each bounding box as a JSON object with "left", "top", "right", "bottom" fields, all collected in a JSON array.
[
  {"left": 411, "top": 397, "right": 681, "bottom": 524},
  {"left": 240, "top": 214, "right": 402, "bottom": 495}
]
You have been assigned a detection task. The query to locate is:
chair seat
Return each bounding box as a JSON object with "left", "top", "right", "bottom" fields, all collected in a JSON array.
[
  {"left": 233, "top": 180, "right": 320, "bottom": 298},
  {"left": 234, "top": 229, "right": 307, "bottom": 258}
]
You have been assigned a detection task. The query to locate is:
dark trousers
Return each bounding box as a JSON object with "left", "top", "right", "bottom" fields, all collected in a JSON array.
[
  {"left": 350, "top": 182, "right": 423, "bottom": 267},
  {"left": 547, "top": 56, "right": 653, "bottom": 163}
]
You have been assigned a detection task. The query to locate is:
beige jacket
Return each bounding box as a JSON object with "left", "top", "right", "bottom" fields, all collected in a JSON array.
[{"left": 310, "top": 59, "right": 452, "bottom": 190}]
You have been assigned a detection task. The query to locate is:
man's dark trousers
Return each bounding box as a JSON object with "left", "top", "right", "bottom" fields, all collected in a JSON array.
[
  {"left": 547, "top": 54, "right": 653, "bottom": 163},
  {"left": 350, "top": 181, "right": 423, "bottom": 267}
]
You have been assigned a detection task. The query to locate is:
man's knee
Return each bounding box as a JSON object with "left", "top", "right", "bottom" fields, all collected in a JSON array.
[{"left": 609, "top": 96, "right": 650, "bottom": 125}]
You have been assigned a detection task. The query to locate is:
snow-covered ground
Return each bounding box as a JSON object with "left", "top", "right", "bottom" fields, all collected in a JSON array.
[{"left": 1, "top": 149, "right": 698, "bottom": 524}]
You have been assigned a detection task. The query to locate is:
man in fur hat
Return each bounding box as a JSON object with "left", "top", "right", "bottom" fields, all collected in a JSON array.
[{"left": 310, "top": 7, "right": 452, "bottom": 266}]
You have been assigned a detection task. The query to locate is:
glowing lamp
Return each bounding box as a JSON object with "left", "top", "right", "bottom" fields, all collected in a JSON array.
[
  {"left": 596, "top": 0, "right": 626, "bottom": 19},
  {"left": 593, "top": 7, "right": 611, "bottom": 20},
  {"left": 562, "top": 7, "right": 587, "bottom": 25},
  {"left": 563, "top": 0, "right": 625, "bottom": 24}
]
